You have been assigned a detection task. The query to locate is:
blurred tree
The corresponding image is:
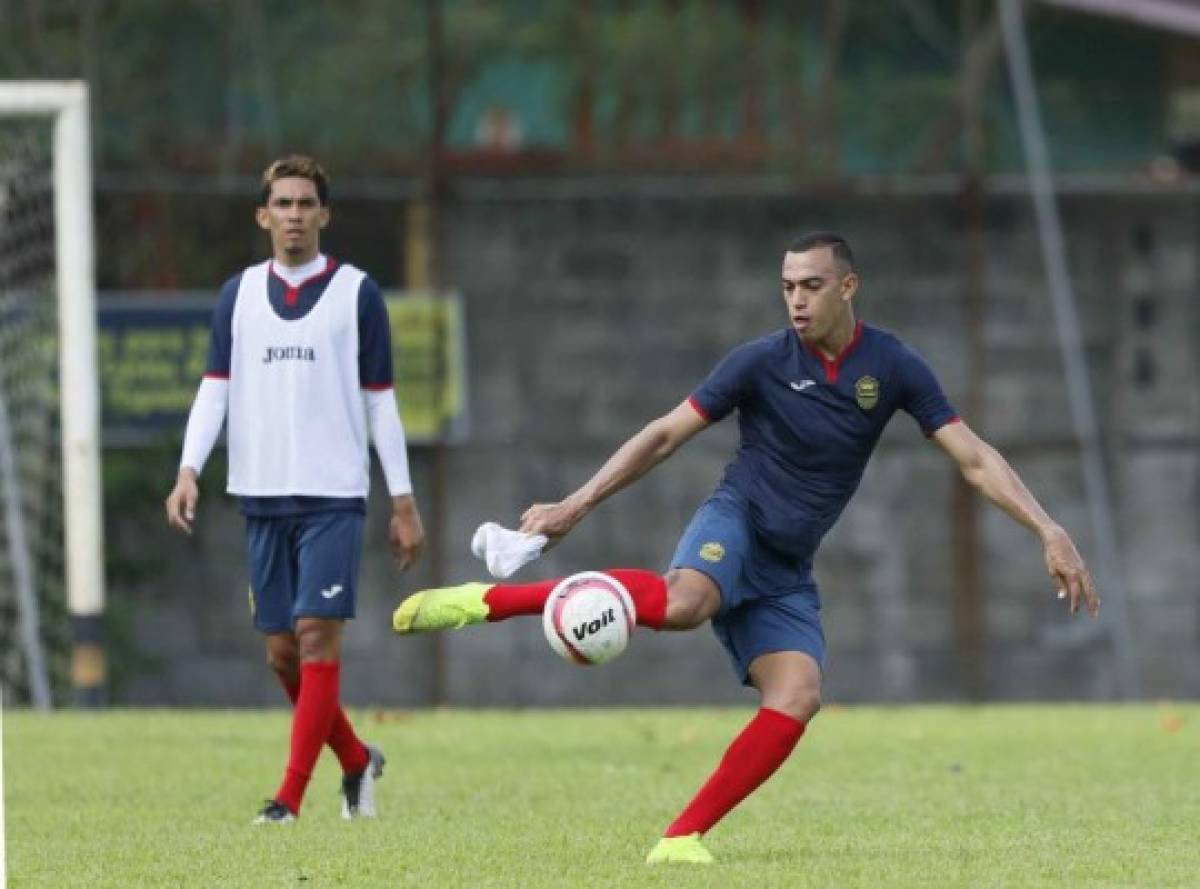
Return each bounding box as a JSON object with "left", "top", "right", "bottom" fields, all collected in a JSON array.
[
  {"left": 677, "top": 0, "right": 744, "bottom": 149},
  {"left": 596, "top": 2, "right": 677, "bottom": 157},
  {"left": 0, "top": 0, "right": 1172, "bottom": 178}
]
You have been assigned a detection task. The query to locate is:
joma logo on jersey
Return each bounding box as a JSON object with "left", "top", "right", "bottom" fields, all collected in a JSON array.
[
  {"left": 572, "top": 608, "right": 617, "bottom": 641},
  {"left": 262, "top": 346, "right": 316, "bottom": 364}
]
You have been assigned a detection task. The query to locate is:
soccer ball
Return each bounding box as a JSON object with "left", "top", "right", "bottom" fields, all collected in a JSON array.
[{"left": 542, "top": 571, "right": 636, "bottom": 665}]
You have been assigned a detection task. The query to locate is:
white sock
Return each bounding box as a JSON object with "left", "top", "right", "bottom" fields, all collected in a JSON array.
[{"left": 470, "top": 522, "right": 548, "bottom": 579}]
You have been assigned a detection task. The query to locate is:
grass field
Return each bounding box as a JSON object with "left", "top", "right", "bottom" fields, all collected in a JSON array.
[{"left": 4, "top": 704, "right": 1197, "bottom": 887}]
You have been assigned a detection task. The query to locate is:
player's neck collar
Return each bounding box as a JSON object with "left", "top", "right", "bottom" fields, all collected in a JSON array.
[
  {"left": 270, "top": 253, "right": 329, "bottom": 286},
  {"left": 803, "top": 319, "right": 864, "bottom": 383}
]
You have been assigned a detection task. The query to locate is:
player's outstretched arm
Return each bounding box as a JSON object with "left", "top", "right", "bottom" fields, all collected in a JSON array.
[
  {"left": 520, "top": 399, "right": 709, "bottom": 545},
  {"left": 931, "top": 421, "right": 1099, "bottom": 617}
]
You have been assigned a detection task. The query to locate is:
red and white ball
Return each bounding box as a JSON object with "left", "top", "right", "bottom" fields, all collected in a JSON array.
[{"left": 542, "top": 571, "right": 636, "bottom": 665}]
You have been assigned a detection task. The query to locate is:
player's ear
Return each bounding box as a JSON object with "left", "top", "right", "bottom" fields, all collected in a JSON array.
[
  {"left": 254, "top": 206, "right": 271, "bottom": 231},
  {"left": 841, "top": 271, "right": 859, "bottom": 302},
  {"left": 319, "top": 206, "right": 331, "bottom": 229}
]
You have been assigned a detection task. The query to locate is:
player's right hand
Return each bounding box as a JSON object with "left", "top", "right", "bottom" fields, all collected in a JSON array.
[
  {"left": 520, "top": 497, "right": 587, "bottom": 547},
  {"left": 165, "top": 468, "right": 200, "bottom": 535}
]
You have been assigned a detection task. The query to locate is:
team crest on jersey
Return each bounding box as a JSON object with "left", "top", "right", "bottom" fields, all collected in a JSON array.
[
  {"left": 855, "top": 375, "right": 880, "bottom": 410},
  {"left": 699, "top": 541, "right": 725, "bottom": 563}
]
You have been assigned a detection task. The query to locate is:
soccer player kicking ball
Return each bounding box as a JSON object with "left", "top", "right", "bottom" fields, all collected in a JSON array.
[
  {"left": 166, "top": 155, "right": 425, "bottom": 824},
  {"left": 393, "top": 231, "right": 1098, "bottom": 863}
]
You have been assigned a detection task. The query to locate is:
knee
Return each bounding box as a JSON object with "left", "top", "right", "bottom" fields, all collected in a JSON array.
[
  {"left": 663, "top": 572, "right": 720, "bottom": 630},
  {"left": 265, "top": 643, "right": 298, "bottom": 678},
  {"left": 766, "top": 685, "right": 821, "bottom": 723},
  {"left": 663, "top": 593, "right": 707, "bottom": 630},
  {"left": 295, "top": 619, "right": 341, "bottom": 662},
  {"left": 667, "top": 597, "right": 700, "bottom": 633}
]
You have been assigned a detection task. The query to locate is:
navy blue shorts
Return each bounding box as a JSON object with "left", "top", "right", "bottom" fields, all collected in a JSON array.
[
  {"left": 670, "top": 494, "right": 825, "bottom": 685},
  {"left": 245, "top": 511, "right": 363, "bottom": 634}
]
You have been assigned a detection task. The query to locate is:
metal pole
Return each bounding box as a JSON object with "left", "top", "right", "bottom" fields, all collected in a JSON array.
[
  {"left": 425, "top": 0, "right": 449, "bottom": 708},
  {"left": 952, "top": 0, "right": 990, "bottom": 701},
  {"left": 999, "top": 0, "right": 1140, "bottom": 697},
  {"left": 0, "top": 392, "right": 51, "bottom": 709},
  {"left": 53, "top": 84, "right": 107, "bottom": 707}
]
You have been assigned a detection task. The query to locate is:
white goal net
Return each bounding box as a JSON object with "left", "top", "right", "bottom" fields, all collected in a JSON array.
[
  {"left": 0, "top": 118, "right": 62, "bottom": 706},
  {"left": 0, "top": 83, "right": 103, "bottom": 708},
  {"left": 0, "top": 118, "right": 61, "bottom": 705}
]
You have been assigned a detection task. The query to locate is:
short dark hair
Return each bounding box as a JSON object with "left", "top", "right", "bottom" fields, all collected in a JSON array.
[
  {"left": 787, "top": 231, "right": 855, "bottom": 273},
  {"left": 260, "top": 154, "right": 330, "bottom": 206}
]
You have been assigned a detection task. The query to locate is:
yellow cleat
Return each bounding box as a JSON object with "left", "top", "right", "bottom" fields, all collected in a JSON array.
[
  {"left": 645, "top": 833, "right": 715, "bottom": 865},
  {"left": 392, "top": 583, "right": 492, "bottom": 634}
]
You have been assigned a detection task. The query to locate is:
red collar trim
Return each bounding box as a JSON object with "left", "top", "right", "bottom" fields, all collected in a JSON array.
[
  {"left": 271, "top": 257, "right": 337, "bottom": 306},
  {"left": 804, "top": 319, "right": 863, "bottom": 384}
]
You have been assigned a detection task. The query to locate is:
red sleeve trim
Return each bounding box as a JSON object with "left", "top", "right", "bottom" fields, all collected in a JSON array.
[
  {"left": 203, "top": 372, "right": 230, "bottom": 380},
  {"left": 362, "top": 382, "right": 394, "bottom": 392},
  {"left": 924, "top": 415, "right": 961, "bottom": 438},
  {"left": 687, "top": 395, "right": 711, "bottom": 422}
]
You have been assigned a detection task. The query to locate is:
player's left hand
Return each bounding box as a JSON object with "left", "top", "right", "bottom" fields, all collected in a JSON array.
[
  {"left": 1042, "top": 525, "right": 1099, "bottom": 617},
  {"left": 165, "top": 468, "right": 200, "bottom": 535},
  {"left": 390, "top": 495, "right": 425, "bottom": 571}
]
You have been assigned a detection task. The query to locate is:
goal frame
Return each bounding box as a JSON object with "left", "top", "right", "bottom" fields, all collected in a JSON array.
[{"left": 0, "top": 81, "right": 105, "bottom": 705}]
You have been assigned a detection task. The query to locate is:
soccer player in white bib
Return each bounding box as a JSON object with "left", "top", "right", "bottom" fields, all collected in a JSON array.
[{"left": 165, "top": 155, "right": 425, "bottom": 823}]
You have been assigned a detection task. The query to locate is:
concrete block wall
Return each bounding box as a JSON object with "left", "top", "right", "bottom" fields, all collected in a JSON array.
[{"left": 118, "top": 182, "right": 1200, "bottom": 705}]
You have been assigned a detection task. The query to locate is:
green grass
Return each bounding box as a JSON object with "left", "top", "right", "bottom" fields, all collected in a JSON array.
[{"left": 4, "top": 705, "right": 1198, "bottom": 887}]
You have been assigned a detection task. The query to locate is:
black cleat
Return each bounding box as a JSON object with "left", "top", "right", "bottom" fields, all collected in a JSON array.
[
  {"left": 341, "top": 744, "right": 386, "bottom": 819},
  {"left": 253, "top": 799, "right": 296, "bottom": 824}
]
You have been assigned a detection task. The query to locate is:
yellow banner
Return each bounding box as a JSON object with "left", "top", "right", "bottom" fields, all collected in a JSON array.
[{"left": 386, "top": 293, "right": 466, "bottom": 443}]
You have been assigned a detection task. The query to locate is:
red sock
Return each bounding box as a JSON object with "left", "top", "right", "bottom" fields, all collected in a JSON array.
[
  {"left": 483, "top": 568, "right": 667, "bottom": 629},
  {"left": 274, "top": 661, "right": 342, "bottom": 815},
  {"left": 664, "top": 708, "right": 806, "bottom": 837},
  {"left": 277, "top": 674, "right": 370, "bottom": 776}
]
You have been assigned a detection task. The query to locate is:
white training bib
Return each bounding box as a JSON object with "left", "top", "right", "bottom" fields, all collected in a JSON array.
[{"left": 226, "top": 260, "right": 370, "bottom": 497}]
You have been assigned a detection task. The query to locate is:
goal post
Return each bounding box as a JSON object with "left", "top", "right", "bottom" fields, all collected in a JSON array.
[{"left": 0, "top": 81, "right": 105, "bottom": 706}]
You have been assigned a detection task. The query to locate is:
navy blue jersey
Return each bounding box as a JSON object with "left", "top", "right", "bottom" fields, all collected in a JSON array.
[
  {"left": 689, "top": 321, "right": 957, "bottom": 572},
  {"left": 203, "top": 258, "right": 394, "bottom": 517}
]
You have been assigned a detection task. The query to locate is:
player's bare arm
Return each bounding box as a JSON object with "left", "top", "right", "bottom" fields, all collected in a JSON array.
[
  {"left": 390, "top": 494, "right": 425, "bottom": 571},
  {"left": 165, "top": 467, "right": 200, "bottom": 535},
  {"left": 931, "top": 420, "right": 1099, "bottom": 617},
  {"left": 520, "top": 399, "right": 709, "bottom": 543}
]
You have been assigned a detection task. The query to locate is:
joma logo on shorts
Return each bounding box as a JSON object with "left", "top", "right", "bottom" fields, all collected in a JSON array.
[
  {"left": 263, "top": 346, "right": 316, "bottom": 364},
  {"left": 572, "top": 608, "right": 616, "bottom": 641}
]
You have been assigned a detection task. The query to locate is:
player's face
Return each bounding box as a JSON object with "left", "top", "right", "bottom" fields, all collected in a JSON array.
[
  {"left": 781, "top": 248, "right": 858, "bottom": 346},
  {"left": 255, "top": 177, "right": 330, "bottom": 265}
]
